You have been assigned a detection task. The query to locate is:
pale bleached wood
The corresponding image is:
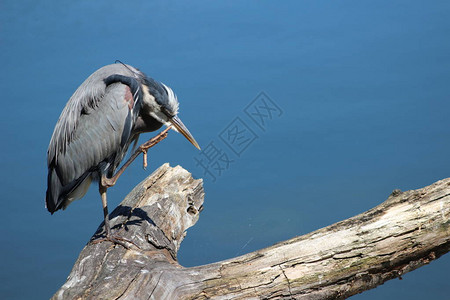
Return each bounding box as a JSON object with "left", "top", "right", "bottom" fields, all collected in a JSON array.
[{"left": 53, "top": 164, "right": 450, "bottom": 300}]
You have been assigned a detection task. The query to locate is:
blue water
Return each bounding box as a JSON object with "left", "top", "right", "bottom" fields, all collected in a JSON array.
[{"left": 1, "top": 1, "right": 449, "bottom": 299}]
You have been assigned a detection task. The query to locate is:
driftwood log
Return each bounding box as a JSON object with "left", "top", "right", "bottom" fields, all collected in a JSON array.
[{"left": 53, "top": 164, "right": 450, "bottom": 299}]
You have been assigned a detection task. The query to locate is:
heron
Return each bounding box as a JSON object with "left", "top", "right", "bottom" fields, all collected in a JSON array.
[{"left": 46, "top": 63, "right": 200, "bottom": 247}]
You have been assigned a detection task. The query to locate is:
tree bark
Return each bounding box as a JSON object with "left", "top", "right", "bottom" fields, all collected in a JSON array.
[{"left": 53, "top": 164, "right": 450, "bottom": 300}]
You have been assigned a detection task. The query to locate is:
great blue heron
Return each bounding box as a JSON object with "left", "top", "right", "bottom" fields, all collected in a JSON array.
[{"left": 46, "top": 63, "right": 200, "bottom": 247}]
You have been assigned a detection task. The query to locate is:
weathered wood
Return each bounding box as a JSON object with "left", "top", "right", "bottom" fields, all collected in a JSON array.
[{"left": 53, "top": 164, "right": 450, "bottom": 299}]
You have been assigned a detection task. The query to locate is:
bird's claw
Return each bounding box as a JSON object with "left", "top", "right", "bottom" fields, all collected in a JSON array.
[
  {"left": 91, "top": 234, "right": 140, "bottom": 250},
  {"left": 139, "top": 126, "right": 171, "bottom": 170},
  {"left": 142, "top": 149, "right": 148, "bottom": 170}
]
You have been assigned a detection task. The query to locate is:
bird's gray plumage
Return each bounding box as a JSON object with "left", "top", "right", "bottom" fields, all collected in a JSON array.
[
  {"left": 47, "top": 64, "right": 143, "bottom": 165},
  {"left": 46, "top": 63, "right": 182, "bottom": 213}
]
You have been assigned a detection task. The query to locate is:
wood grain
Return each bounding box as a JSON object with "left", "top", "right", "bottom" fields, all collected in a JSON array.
[{"left": 52, "top": 164, "right": 450, "bottom": 299}]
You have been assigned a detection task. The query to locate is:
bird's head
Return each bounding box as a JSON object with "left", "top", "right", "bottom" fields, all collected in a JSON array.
[{"left": 141, "top": 77, "right": 200, "bottom": 150}]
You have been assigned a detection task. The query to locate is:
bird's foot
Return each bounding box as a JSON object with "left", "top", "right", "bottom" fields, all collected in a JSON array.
[
  {"left": 139, "top": 126, "right": 171, "bottom": 170},
  {"left": 91, "top": 234, "right": 140, "bottom": 250},
  {"left": 139, "top": 126, "right": 171, "bottom": 151}
]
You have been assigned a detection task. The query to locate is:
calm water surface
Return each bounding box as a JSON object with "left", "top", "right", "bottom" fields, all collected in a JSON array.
[{"left": 1, "top": 1, "right": 449, "bottom": 299}]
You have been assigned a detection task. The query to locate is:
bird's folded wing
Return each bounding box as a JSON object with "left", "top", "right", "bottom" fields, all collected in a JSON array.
[{"left": 53, "top": 83, "right": 133, "bottom": 186}]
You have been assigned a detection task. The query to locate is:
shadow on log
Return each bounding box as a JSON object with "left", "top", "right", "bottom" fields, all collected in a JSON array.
[{"left": 53, "top": 164, "right": 450, "bottom": 299}]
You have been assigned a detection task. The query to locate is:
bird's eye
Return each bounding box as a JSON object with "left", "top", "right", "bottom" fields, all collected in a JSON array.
[{"left": 161, "top": 107, "right": 175, "bottom": 118}]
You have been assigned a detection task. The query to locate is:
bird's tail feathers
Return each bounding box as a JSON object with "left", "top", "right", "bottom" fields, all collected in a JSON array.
[
  {"left": 46, "top": 168, "right": 92, "bottom": 214},
  {"left": 46, "top": 168, "right": 63, "bottom": 214}
]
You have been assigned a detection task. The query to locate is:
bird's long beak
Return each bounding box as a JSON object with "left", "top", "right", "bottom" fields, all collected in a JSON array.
[{"left": 170, "top": 116, "right": 201, "bottom": 150}]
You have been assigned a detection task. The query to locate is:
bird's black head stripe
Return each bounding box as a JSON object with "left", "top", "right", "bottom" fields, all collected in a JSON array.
[{"left": 104, "top": 75, "right": 141, "bottom": 97}]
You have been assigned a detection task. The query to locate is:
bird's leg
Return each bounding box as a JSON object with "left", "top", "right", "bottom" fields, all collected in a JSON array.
[
  {"left": 100, "top": 186, "right": 112, "bottom": 237},
  {"left": 91, "top": 184, "right": 138, "bottom": 249},
  {"left": 91, "top": 127, "right": 171, "bottom": 249},
  {"left": 102, "top": 126, "right": 172, "bottom": 187}
]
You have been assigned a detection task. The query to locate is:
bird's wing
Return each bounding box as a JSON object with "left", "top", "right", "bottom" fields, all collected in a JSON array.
[
  {"left": 46, "top": 70, "right": 143, "bottom": 212},
  {"left": 54, "top": 82, "right": 138, "bottom": 185},
  {"left": 47, "top": 64, "right": 142, "bottom": 166}
]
